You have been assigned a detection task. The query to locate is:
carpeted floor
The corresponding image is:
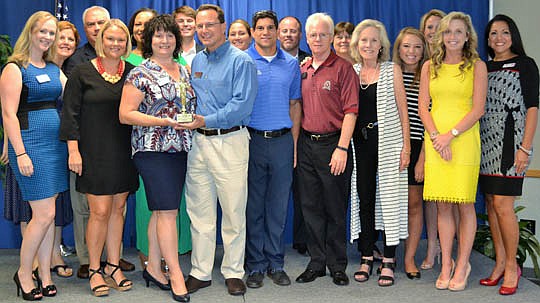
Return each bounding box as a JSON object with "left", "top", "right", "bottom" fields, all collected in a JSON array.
[{"left": 1, "top": 240, "right": 539, "bottom": 303}]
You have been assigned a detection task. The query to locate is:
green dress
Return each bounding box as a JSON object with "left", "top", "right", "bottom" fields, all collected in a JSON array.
[{"left": 124, "top": 52, "right": 192, "bottom": 255}]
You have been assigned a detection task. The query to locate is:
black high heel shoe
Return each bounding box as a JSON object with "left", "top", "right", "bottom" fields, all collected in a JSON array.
[
  {"left": 143, "top": 269, "right": 171, "bottom": 290},
  {"left": 171, "top": 288, "right": 190, "bottom": 302},
  {"left": 13, "top": 271, "right": 42, "bottom": 301},
  {"left": 33, "top": 268, "right": 57, "bottom": 297}
]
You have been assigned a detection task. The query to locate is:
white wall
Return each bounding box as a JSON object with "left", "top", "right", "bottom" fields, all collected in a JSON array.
[{"left": 493, "top": 0, "right": 540, "bottom": 268}]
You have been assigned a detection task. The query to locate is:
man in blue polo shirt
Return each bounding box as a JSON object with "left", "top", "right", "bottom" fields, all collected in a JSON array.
[
  {"left": 180, "top": 4, "right": 258, "bottom": 297},
  {"left": 244, "top": 10, "right": 302, "bottom": 289}
]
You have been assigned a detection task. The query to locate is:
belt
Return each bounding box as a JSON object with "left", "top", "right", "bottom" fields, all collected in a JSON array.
[
  {"left": 303, "top": 129, "right": 340, "bottom": 141},
  {"left": 365, "top": 121, "right": 378, "bottom": 129},
  {"left": 248, "top": 127, "right": 290, "bottom": 138},
  {"left": 196, "top": 126, "right": 244, "bottom": 136}
]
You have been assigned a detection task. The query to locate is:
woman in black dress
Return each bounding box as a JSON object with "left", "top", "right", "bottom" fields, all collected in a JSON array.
[
  {"left": 60, "top": 19, "right": 138, "bottom": 297},
  {"left": 479, "top": 14, "right": 538, "bottom": 296}
]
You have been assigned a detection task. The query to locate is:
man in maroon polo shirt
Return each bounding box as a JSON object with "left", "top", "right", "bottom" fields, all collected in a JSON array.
[{"left": 295, "top": 13, "right": 359, "bottom": 286}]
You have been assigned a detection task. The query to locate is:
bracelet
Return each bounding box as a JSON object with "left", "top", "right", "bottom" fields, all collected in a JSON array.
[
  {"left": 336, "top": 146, "right": 348, "bottom": 152},
  {"left": 519, "top": 145, "right": 532, "bottom": 156},
  {"left": 429, "top": 131, "right": 439, "bottom": 140},
  {"left": 16, "top": 152, "right": 26, "bottom": 157}
]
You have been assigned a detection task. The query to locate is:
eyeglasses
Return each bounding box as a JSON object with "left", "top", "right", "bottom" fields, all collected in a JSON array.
[
  {"left": 308, "top": 32, "right": 331, "bottom": 40},
  {"left": 196, "top": 22, "right": 222, "bottom": 30}
]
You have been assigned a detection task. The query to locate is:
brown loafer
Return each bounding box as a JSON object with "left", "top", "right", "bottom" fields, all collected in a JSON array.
[
  {"left": 185, "top": 275, "right": 211, "bottom": 293},
  {"left": 119, "top": 258, "right": 135, "bottom": 272},
  {"left": 77, "top": 264, "right": 89, "bottom": 279},
  {"left": 225, "top": 278, "right": 246, "bottom": 296}
]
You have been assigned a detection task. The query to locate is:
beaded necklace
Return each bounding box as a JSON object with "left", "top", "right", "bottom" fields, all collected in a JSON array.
[
  {"left": 359, "top": 63, "right": 379, "bottom": 90},
  {"left": 96, "top": 57, "right": 124, "bottom": 84}
]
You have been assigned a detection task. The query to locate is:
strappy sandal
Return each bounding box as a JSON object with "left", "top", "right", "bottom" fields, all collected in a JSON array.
[
  {"left": 354, "top": 258, "right": 373, "bottom": 282},
  {"left": 89, "top": 268, "right": 109, "bottom": 297},
  {"left": 51, "top": 264, "right": 73, "bottom": 278},
  {"left": 378, "top": 260, "right": 396, "bottom": 287},
  {"left": 103, "top": 262, "right": 133, "bottom": 291}
]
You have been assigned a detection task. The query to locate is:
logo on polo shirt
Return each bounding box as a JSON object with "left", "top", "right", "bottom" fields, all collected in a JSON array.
[{"left": 322, "top": 80, "right": 331, "bottom": 91}]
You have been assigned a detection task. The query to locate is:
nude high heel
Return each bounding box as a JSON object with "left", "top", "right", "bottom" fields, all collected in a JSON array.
[
  {"left": 421, "top": 241, "right": 441, "bottom": 270},
  {"left": 449, "top": 263, "right": 471, "bottom": 291},
  {"left": 435, "top": 259, "right": 455, "bottom": 290}
]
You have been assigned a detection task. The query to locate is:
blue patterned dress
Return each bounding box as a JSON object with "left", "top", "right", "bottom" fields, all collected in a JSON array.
[{"left": 7, "top": 62, "right": 68, "bottom": 201}]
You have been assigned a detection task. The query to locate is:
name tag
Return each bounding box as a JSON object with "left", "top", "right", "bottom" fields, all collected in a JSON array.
[
  {"left": 503, "top": 63, "right": 516, "bottom": 68},
  {"left": 193, "top": 72, "right": 203, "bottom": 79},
  {"left": 36, "top": 74, "right": 51, "bottom": 83},
  {"left": 157, "top": 77, "right": 169, "bottom": 86}
]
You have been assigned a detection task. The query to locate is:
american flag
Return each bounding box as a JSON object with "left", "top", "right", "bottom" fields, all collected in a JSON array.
[{"left": 55, "top": 0, "right": 69, "bottom": 21}]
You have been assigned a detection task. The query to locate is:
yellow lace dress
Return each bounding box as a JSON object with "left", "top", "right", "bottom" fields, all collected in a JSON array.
[{"left": 424, "top": 62, "right": 480, "bottom": 203}]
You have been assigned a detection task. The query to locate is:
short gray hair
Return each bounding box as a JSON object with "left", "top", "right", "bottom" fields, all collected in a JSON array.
[
  {"left": 305, "top": 13, "right": 334, "bottom": 38},
  {"left": 82, "top": 6, "right": 110, "bottom": 23}
]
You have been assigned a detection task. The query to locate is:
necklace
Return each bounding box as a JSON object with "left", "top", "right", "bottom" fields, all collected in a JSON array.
[
  {"left": 96, "top": 57, "right": 124, "bottom": 84},
  {"left": 359, "top": 63, "right": 379, "bottom": 90}
]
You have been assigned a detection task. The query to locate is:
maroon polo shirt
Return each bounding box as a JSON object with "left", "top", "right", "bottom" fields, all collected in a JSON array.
[{"left": 300, "top": 52, "right": 359, "bottom": 133}]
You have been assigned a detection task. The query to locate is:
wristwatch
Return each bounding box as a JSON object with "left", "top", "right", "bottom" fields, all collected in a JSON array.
[{"left": 451, "top": 128, "right": 459, "bottom": 137}]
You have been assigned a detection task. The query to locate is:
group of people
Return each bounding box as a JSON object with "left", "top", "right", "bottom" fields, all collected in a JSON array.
[{"left": 0, "top": 3, "right": 537, "bottom": 303}]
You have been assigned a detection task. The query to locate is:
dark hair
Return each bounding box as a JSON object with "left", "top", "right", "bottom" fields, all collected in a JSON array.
[
  {"left": 229, "top": 19, "right": 251, "bottom": 37},
  {"left": 196, "top": 4, "right": 225, "bottom": 23},
  {"left": 128, "top": 8, "right": 157, "bottom": 46},
  {"left": 142, "top": 14, "right": 182, "bottom": 59},
  {"left": 279, "top": 16, "right": 302, "bottom": 33},
  {"left": 484, "top": 14, "right": 526, "bottom": 59},
  {"left": 252, "top": 10, "right": 278, "bottom": 29},
  {"left": 173, "top": 5, "right": 196, "bottom": 20},
  {"left": 334, "top": 21, "right": 354, "bottom": 36}
]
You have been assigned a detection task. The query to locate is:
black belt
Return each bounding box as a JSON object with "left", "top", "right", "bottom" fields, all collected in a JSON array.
[
  {"left": 196, "top": 126, "right": 244, "bottom": 136},
  {"left": 248, "top": 127, "right": 290, "bottom": 138},
  {"left": 303, "top": 129, "right": 340, "bottom": 141},
  {"left": 17, "top": 100, "right": 57, "bottom": 130}
]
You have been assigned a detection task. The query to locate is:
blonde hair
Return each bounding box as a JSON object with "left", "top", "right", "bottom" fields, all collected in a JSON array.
[
  {"left": 94, "top": 19, "right": 132, "bottom": 58},
  {"left": 350, "top": 19, "right": 390, "bottom": 64},
  {"left": 9, "top": 11, "right": 58, "bottom": 67},
  {"left": 431, "top": 11, "right": 479, "bottom": 78},
  {"left": 419, "top": 9, "right": 446, "bottom": 33},
  {"left": 392, "top": 27, "right": 428, "bottom": 84}
]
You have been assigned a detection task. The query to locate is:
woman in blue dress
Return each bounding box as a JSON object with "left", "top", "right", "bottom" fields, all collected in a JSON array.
[{"left": 1, "top": 11, "right": 68, "bottom": 300}]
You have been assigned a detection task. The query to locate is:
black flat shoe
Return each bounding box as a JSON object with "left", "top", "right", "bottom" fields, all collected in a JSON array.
[
  {"left": 406, "top": 271, "right": 421, "bottom": 280},
  {"left": 295, "top": 268, "right": 325, "bottom": 283},
  {"left": 143, "top": 269, "right": 170, "bottom": 290},
  {"left": 14, "top": 271, "right": 42, "bottom": 301},
  {"left": 246, "top": 272, "right": 264, "bottom": 288},
  {"left": 331, "top": 270, "right": 349, "bottom": 286}
]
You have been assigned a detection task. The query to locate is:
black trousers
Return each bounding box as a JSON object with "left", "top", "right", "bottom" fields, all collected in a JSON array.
[
  {"left": 297, "top": 132, "right": 352, "bottom": 272},
  {"left": 292, "top": 168, "right": 307, "bottom": 247},
  {"left": 353, "top": 128, "right": 396, "bottom": 258}
]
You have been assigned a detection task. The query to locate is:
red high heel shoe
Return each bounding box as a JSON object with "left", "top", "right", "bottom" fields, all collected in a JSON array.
[
  {"left": 499, "top": 266, "right": 521, "bottom": 295},
  {"left": 480, "top": 271, "right": 504, "bottom": 286}
]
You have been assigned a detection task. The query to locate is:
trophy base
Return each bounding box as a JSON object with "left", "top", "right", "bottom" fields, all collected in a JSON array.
[{"left": 177, "top": 113, "right": 194, "bottom": 123}]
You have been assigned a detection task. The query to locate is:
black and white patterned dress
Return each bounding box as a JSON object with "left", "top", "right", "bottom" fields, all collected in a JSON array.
[{"left": 479, "top": 56, "right": 539, "bottom": 195}]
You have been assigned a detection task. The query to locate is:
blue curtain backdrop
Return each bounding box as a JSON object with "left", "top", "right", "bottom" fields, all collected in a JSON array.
[
  {"left": 1, "top": 0, "right": 489, "bottom": 57},
  {"left": 0, "top": 0, "right": 489, "bottom": 248}
]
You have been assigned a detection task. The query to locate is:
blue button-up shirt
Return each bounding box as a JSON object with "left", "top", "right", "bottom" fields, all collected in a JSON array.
[
  {"left": 247, "top": 45, "right": 301, "bottom": 131},
  {"left": 191, "top": 41, "right": 258, "bottom": 129}
]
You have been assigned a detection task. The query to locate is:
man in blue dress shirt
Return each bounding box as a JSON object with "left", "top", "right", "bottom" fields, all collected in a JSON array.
[
  {"left": 180, "top": 4, "right": 258, "bottom": 297},
  {"left": 244, "top": 10, "right": 301, "bottom": 289}
]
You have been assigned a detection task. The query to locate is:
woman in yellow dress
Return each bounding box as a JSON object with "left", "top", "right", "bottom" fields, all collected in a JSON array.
[{"left": 418, "top": 11, "right": 487, "bottom": 291}]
